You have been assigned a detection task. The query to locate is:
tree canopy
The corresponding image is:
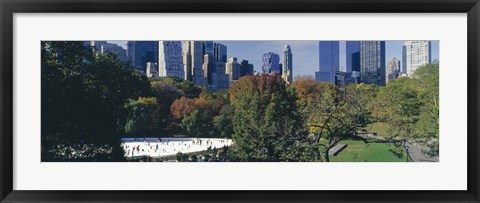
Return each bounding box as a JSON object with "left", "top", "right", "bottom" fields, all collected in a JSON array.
[
  {"left": 41, "top": 41, "right": 150, "bottom": 161},
  {"left": 228, "top": 74, "right": 313, "bottom": 161}
]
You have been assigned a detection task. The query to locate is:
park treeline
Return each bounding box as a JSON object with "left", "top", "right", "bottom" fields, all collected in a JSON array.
[{"left": 41, "top": 41, "right": 439, "bottom": 162}]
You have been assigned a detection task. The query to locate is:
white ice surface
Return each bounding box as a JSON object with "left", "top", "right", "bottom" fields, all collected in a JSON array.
[{"left": 120, "top": 138, "right": 233, "bottom": 157}]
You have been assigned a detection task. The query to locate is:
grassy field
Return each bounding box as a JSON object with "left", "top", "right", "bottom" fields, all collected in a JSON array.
[
  {"left": 361, "top": 122, "right": 390, "bottom": 137},
  {"left": 328, "top": 139, "right": 408, "bottom": 162}
]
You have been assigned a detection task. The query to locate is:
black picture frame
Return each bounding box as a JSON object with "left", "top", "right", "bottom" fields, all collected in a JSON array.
[{"left": 1, "top": 0, "right": 479, "bottom": 202}]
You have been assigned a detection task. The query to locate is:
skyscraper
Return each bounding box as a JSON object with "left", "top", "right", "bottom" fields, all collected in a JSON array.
[
  {"left": 315, "top": 41, "right": 340, "bottom": 83},
  {"left": 402, "top": 45, "right": 407, "bottom": 74},
  {"left": 349, "top": 51, "right": 361, "bottom": 84},
  {"left": 203, "top": 54, "right": 215, "bottom": 85},
  {"left": 226, "top": 57, "right": 240, "bottom": 83},
  {"left": 386, "top": 57, "right": 401, "bottom": 84},
  {"left": 214, "top": 43, "right": 227, "bottom": 62},
  {"left": 183, "top": 41, "right": 207, "bottom": 87},
  {"left": 262, "top": 52, "right": 280, "bottom": 74},
  {"left": 204, "top": 41, "right": 214, "bottom": 56},
  {"left": 240, "top": 60, "right": 254, "bottom": 77},
  {"left": 360, "top": 41, "right": 386, "bottom": 86},
  {"left": 202, "top": 42, "right": 229, "bottom": 92},
  {"left": 158, "top": 41, "right": 184, "bottom": 79},
  {"left": 127, "top": 41, "right": 158, "bottom": 73},
  {"left": 182, "top": 42, "right": 192, "bottom": 81},
  {"left": 282, "top": 45, "right": 293, "bottom": 85},
  {"left": 404, "top": 41, "right": 431, "bottom": 76},
  {"left": 203, "top": 54, "right": 229, "bottom": 92},
  {"left": 346, "top": 41, "right": 360, "bottom": 73},
  {"left": 351, "top": 52, "right": 360, "bottom": 72}
]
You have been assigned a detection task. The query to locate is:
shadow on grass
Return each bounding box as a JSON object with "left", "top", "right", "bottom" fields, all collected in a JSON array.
[{"left": 388, "top": 148, "right": 405, "bottom": 159}]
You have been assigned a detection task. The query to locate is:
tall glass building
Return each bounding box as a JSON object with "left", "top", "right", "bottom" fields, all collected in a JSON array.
[
  {"left": 127, "top": 41, "right": 158, "bottom": 73},
  {"left": 158, "top": 41, "right": 184, "bottom": 79},
  {"left": 262, "top": 52, "right": 280, "bottom": 74},
  {"left": 352, "top": 52, "right": 360, "bottom": 72},
  {"left": 282, "top": 45, "right": 293, "bottom": 85},
  {"left": 214, "top": 43, "right": 227, "bottom": 62},
  {"left": 316, "top": 41, "right": 339, "bottom": 83},
  {"left": 240, "top": 60, "right": 254, "bottom": 77},
  {"left": 204, "top": 41, "right": 214, "bottom": 56},
  {"left": 346, "top": 41, "right": 360, "bottom": 73},
  {"left": 202, "top": 42, "right": 229, "bottom": 92},
  {"left": 360, "top": 41, "right": 386, "bottom": 86}
]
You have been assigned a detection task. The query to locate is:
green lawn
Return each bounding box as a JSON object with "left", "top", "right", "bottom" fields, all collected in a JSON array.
[
  {"left": 329, "top": 140, "right": 408, "bottom": 162},
  {"left": 361, "top": 122, "right": 390, "bottom": 138}
]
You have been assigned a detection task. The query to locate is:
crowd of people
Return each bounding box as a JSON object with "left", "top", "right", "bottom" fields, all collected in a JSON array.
[{"left": 121, "top": 138, "right": 233, "bottom": 158}]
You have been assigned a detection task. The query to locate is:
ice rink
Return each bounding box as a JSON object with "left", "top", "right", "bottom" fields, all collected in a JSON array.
[{"left": 120, "top": 138, "right": 233, "bottom": 157}]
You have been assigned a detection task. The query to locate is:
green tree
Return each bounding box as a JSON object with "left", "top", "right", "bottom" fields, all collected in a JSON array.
[
  {"left": 124, "top": 97, "right": 159, "bottom": 136},
  {"left": 229, "top": 74, "right": 311, "bottom": 161},
  {"left": 180, "top": 108, "right": 213, "bottom": 137},
  {"left": 151, "top": 81, "right": 185, "bottom": 130},
  {"left": 41, "top": 41, "right": 150, "bottom": 161},
  {"left": 157, "top": 76, "right": 202, "bottom": 98},
  {"left": 373, "top": 63, "right": 439, "bottom": 158},
  {"left": 291, "top": 77, "right": 377, "bottom": 161},
  {"left": 414, "top": 63, "right": 440, "bottom": 156},
  {"left": 213, "top": 104, "right": 234, "bottom": 138},
  {"left": 374, "top": 77, "right": 422, "bottom": 142}
]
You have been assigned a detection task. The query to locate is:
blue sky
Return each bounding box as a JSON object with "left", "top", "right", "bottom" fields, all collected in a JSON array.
[{"left": 109, "top": 40, "right": 439, "bottom": 78}]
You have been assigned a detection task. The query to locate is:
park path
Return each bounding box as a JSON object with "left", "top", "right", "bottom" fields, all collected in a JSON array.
[{"left": 406, "top": 142, "right": 439, "bottom": 162}]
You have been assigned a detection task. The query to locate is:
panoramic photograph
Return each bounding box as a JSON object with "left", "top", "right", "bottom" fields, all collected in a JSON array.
[{"left": 41, "top": 40, "right": 439, "bottom": 162}]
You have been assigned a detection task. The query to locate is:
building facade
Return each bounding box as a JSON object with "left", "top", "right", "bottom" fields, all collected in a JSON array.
[
  {"left": 202, "top": 42, "right": 229, "bottom": 92},
  {"left": 262, "top": 52, "right": 280, "bottom": 74},
  {"left": 214, "top": 43, "right": 227, "bottom": 62},
  {"left": 146, "top": 62, "right": 158, "bottom": 78},
  {"left": 282, "top": 45, "right": 293, "bottom": 85},
  {"left": 346, "top": 41, "right": 360, "bottom": 73},
  {"left": 204, "top": 41, "right": 214, "bottom": 56},
  {"left": 87, "top": 41, "right": 128, "bottom": 62},
  {"left": 182, "top": 41, "right": 207, "bottom": 87},
  {"left": 127, "top": 41, "right": 158, "bottom": 73},
  {"left": 97, "top": 41, "right": 128, "bottom": 62},
  {"left": 404, "top": 41, "right": 431, "bottom": 76},
  {"left": 203, "top": 54, "right": 229, "bottom": 92},
  {"left": 360, "top": 41, "right": 386, "bottom": 86},
  {"left": 386, "top": 57, "right": 401, "bottom": 84},
  {"left": 158, "top": 41, "right": 184, "bottom": 79},
  {"left": 182, "top": 41, "right": 192, "bottom": 81},
  {"left": 240, "top": 60, "right": 254, "bottom": 77},
  {"left": 203, "top": 54, "right": 215, "bottom": 85},
  {"left": 316, "top": 41, "right": 340, "bottom": 83},
  {"left": 226, "top": 57, "right": 241, "bottom": 83},
  {"left": 402, "top": 45, "right": 407, "bottom": 74},
  {"left": 213, "top": 61, "right": 229, "bottom": 91}
]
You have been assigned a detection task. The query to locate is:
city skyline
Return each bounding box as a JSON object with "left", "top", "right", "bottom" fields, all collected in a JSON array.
[
  {"left": 109, "top": 40, "right": 439, "bottom": 79},
  {"left": 42, "top": 41, "right": 440, "bottom": 162}
]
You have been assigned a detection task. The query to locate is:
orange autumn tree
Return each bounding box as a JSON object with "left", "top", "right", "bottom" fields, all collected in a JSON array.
[
  {"left": 170, "top": 91, "right": 229, "bottom": 137},
  {"left": 170, "top": 96, "right": 195, "bottom": 121}
]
